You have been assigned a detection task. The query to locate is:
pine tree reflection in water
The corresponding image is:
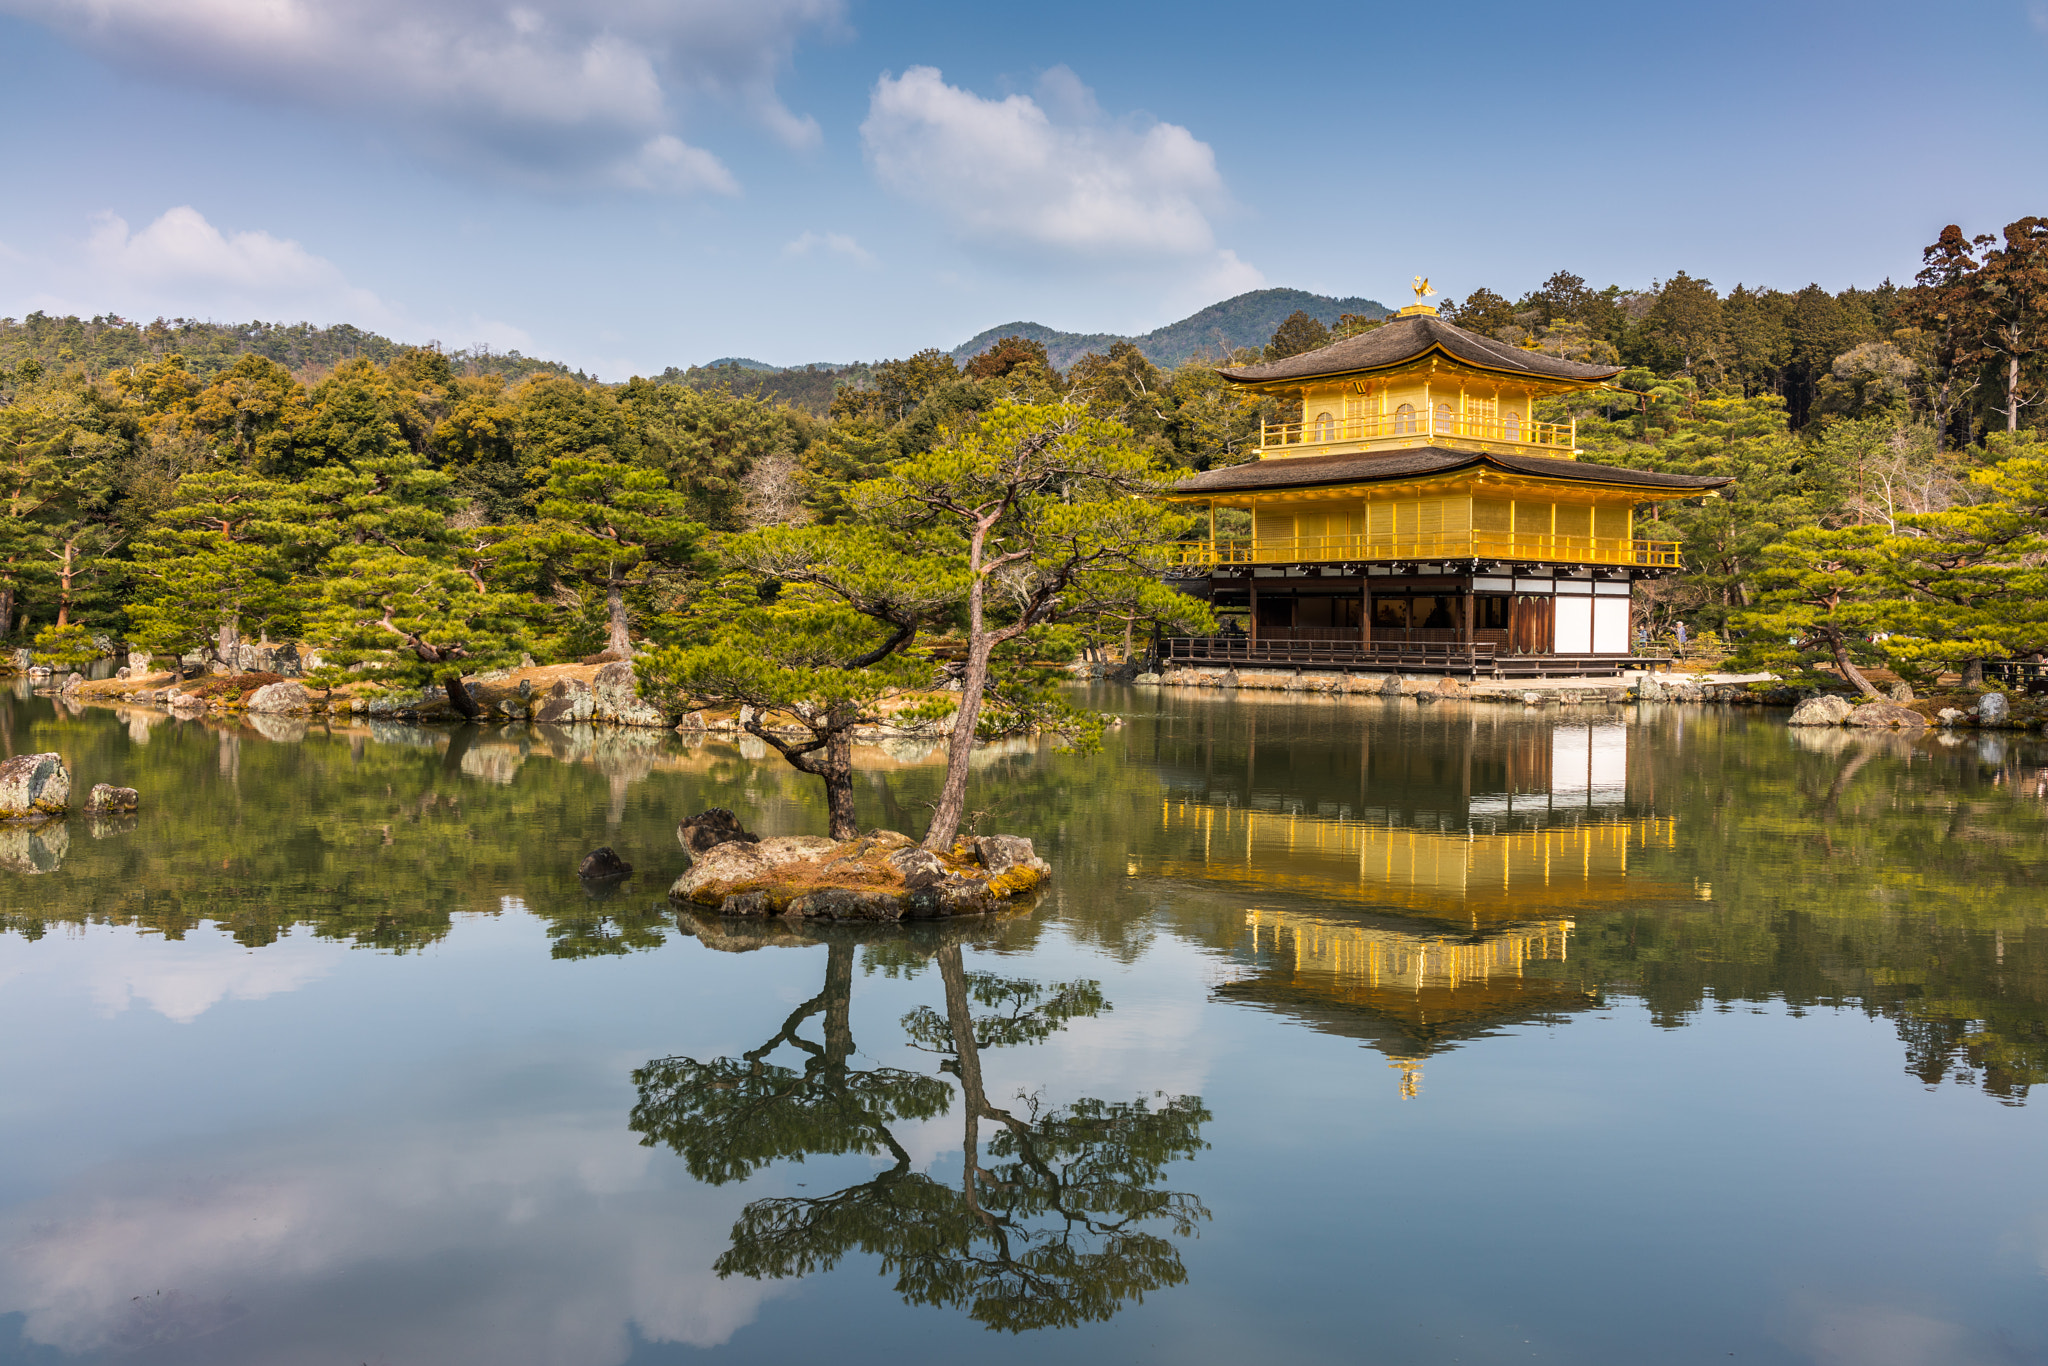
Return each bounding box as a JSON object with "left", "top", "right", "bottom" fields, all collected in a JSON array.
[{"left": 630, "top": 928, "right": 1210, "bottom": 1331}]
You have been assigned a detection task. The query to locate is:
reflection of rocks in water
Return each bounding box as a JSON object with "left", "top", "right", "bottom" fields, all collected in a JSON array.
[
  {"left": 366, "top": 720, "right": 444, "bottom": 750},
  {"left": 122, "top": 708, "right": 166, "bottom": 745},
  {"left": 674, "top": 906, "right": 1034, "bottom": 958},
  {"left": 245, "top": 713, "right": 309, "bottom": 744},
  {"left": 458, "top": 743, "right": 526, "bottom": 785},
  {"left": 87, "top": 815, "right": 138, "bottom": 840},
  {"left": 875, "top": 737, "right": 938, "bottom": 764},
  {"left": 1788, "top": 726, "right": 1922, "bottom": 761},
  {"left": 532, "top": 722, "right": 667, "bottom": 770},
  {"left": 217, "top": 730, "right": 240, "bottom": 782},
  {"left": 0, "top": 820, "right": 69, "bottom": 872},
  {"left": 576, "top": 874, "right": 629, "bottom": 905}
]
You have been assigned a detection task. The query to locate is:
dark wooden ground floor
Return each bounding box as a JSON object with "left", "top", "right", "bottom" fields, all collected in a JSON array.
[{"left": 1169, "top": 564, "right": 1645, "bottom": 666}]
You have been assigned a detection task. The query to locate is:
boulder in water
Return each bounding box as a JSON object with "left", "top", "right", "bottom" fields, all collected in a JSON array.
[
  {"left": 1787, "top": 694, "right": 1855, "bottom": 726},
  {"left": 1978, "top": 692, "right": 2011, "bottom": 726},
  {"left": 0, "top": 753, "right": 70, "bottom": 819},
  {"left": 247, "top": 681, "right": 310, "bottom": 714},
  {"left": 677, "top": 807, "right": 759, "bottom": 854},
  {"left": 83, "top": 784, "right": 138, "bottom": 815},
  {"left": 578, "top": 846, "right": 632, "bottom": 880}
]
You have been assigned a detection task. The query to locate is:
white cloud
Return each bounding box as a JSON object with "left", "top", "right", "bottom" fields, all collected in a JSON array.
[
  {"left": 86, "top": 934, "right": 333, "bottom": 1024},
  {"left": 0, "top": 206, "right": 553, "bottom": 369},
  {"left": 782, "top": 230, "right": 876, "bottom": 267},
  {"left": 0, "top": 0, "right": 842, "bottom": 192},
  {"left": 1789, "top": 1297, "right": 2010, "bottom": 1366},
  {"left": 0, "top": 1100, "right": 783, "bottom": 1363},
  {"left": 78, "top": 206, "right": 399, "bottom": 327},
  {"left": 616, "top": 133, "right": 740, "bottom": 196},
  {"left": 861, "top": 65, "right": 1238, "bottom": 262}
]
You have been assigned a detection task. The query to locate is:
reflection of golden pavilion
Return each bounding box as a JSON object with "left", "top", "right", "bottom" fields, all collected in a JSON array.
[
  {"left": 1229, "top": 907, "right": 1590, "bottom": 1097},
  {"left": 1153, "top": 800, "right": 1679, "bottom": 926},
  {"left": 1150, "top": 796, "right": 1691, "bottom": 1095}
]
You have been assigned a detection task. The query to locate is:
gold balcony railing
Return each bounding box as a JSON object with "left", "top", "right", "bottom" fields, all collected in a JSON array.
[
  {"left": 1170, "top": 532, "right": 1681, "bottom": 569},
  {"left": 1262, "top": 411, "right": 1576, "bottom": 454}
]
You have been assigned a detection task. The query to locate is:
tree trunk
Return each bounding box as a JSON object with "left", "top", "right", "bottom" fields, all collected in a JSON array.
[
  {"left": 606, "top": 581, "right": 633, "bottom": 658},
  {"left": 748, "top": 708, "right": 861, "bottom": 841},
  {"left": 2008, "top": 351, "right": 2022, "bottom": 431},
  {"left": 217, "top": 615, "right": 240, "bottom": 669},
  {"left": 925, "top": 522, "right": 999, "bottom": 852},
  {"left": 821, "top": 721, "right": 858, "bottom": 841},
  {"left": 939, "top": 945, "right": 992, "bottom": 1224},
  {"left": 55, "top": 540, "right": 76, "bottom": 629},
  {"left": 1963, "top": 657, "right": 1985, "bottom": 688},
  {"left": 822, "top": 942, "right": 855, "bottom": 1071},
  {"left": 1829, "top": 633, "right": 1883, "bottom": 700},
  {"left": 0, "top": 586, "right": 14, "bottom": 641},
  {"left": 443, "top": 673, "right": 480, "bottom": 721},
  {"left": 925, "top": 633, "right": 993, "bottom": 851}
]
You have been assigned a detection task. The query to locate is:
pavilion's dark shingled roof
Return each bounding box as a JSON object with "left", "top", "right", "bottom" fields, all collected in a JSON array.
[
  {"left": 1218, "top": 313, "right": 1622, "bottom": 385},
  {"left": 1171, "top": 447, "right": 1732, "bottom": 495}
]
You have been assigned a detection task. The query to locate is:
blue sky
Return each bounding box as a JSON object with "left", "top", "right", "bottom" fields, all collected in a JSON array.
[{"left": 1, "top": 0, "right": 2045, "bottom": 378}]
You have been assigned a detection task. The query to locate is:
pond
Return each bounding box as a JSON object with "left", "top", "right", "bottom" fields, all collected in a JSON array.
[{"left": 0, "top": 690, "right": 2043, "bottom": 1365}]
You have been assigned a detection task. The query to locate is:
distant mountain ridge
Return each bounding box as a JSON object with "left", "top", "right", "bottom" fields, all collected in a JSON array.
[{"left": 947, "top": 288, "right": 1390, "bottom": 371}]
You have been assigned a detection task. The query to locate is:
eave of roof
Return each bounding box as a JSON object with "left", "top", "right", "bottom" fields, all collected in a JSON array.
[
  {"left": 1169, "top": 447, "right": 1733, "bottom": 497},
  {"left": 1218, "top": 313, "right": 1622, "bottom": 387}
]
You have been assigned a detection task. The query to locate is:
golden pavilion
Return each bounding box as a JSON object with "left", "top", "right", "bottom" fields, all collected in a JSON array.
[{"left": 1164, "top": 294, "right": 1732, "bottom": 677}]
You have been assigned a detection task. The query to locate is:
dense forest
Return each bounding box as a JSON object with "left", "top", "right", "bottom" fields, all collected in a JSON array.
[{"left": 0, "top": 216, "right": 2042, "bottom": 685}]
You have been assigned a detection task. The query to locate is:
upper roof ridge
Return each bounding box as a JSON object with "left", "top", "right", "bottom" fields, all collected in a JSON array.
[{"left": 1219, "top": 313, "right": 1622, "bottom": 386}]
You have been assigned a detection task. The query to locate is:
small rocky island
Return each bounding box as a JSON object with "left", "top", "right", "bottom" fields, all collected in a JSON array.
[{"left": 667, "top": 809, "right": 1049, "bottom": 921}]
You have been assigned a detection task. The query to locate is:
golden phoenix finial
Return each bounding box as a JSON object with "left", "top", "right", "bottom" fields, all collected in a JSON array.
[{"left": 1412, "top": 276, "right": 1436, "bottom": 303}]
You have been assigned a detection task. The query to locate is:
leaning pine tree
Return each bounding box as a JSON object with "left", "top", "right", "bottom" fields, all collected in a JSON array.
[
  {"left": 1727, "top": 524, "right": 1897, "bottom": 698},
  {"left": 846, "top": 401, "right": 1211, "bottom": 851},
  {"left": 633, "top": 528, "right": 957, "bottom": 838}
]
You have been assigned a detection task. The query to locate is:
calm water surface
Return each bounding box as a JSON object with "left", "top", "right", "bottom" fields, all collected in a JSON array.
[{"left": 0, "top": 690, "right": 2043, "bottom": 1365}]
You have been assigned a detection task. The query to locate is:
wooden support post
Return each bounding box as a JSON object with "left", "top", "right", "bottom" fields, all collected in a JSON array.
[{"left": 1248, "top": 579, "right": 1259, "bottom": 647}]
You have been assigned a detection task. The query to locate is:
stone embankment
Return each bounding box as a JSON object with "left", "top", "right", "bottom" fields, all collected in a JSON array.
[
  {"left": 1139, "top": 664, "right": 2046, "bottom": 731},
  {"left": 668, "top": 816, "right": 1049, "bottom": 923},
  {"left": 72, "top": 659, "right": 950, "bottom": 737},
  {"left": 1139, "top": 666, "right": 1794, "bottom": 707}
]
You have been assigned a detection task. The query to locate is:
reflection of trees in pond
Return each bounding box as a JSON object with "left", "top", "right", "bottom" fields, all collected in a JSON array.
[
  {"left": 631, "top": 934, "right": 1209, "bottom": 1331},
  {"left": 0, "top": 707, "right": 845, "bottom": 953}
]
